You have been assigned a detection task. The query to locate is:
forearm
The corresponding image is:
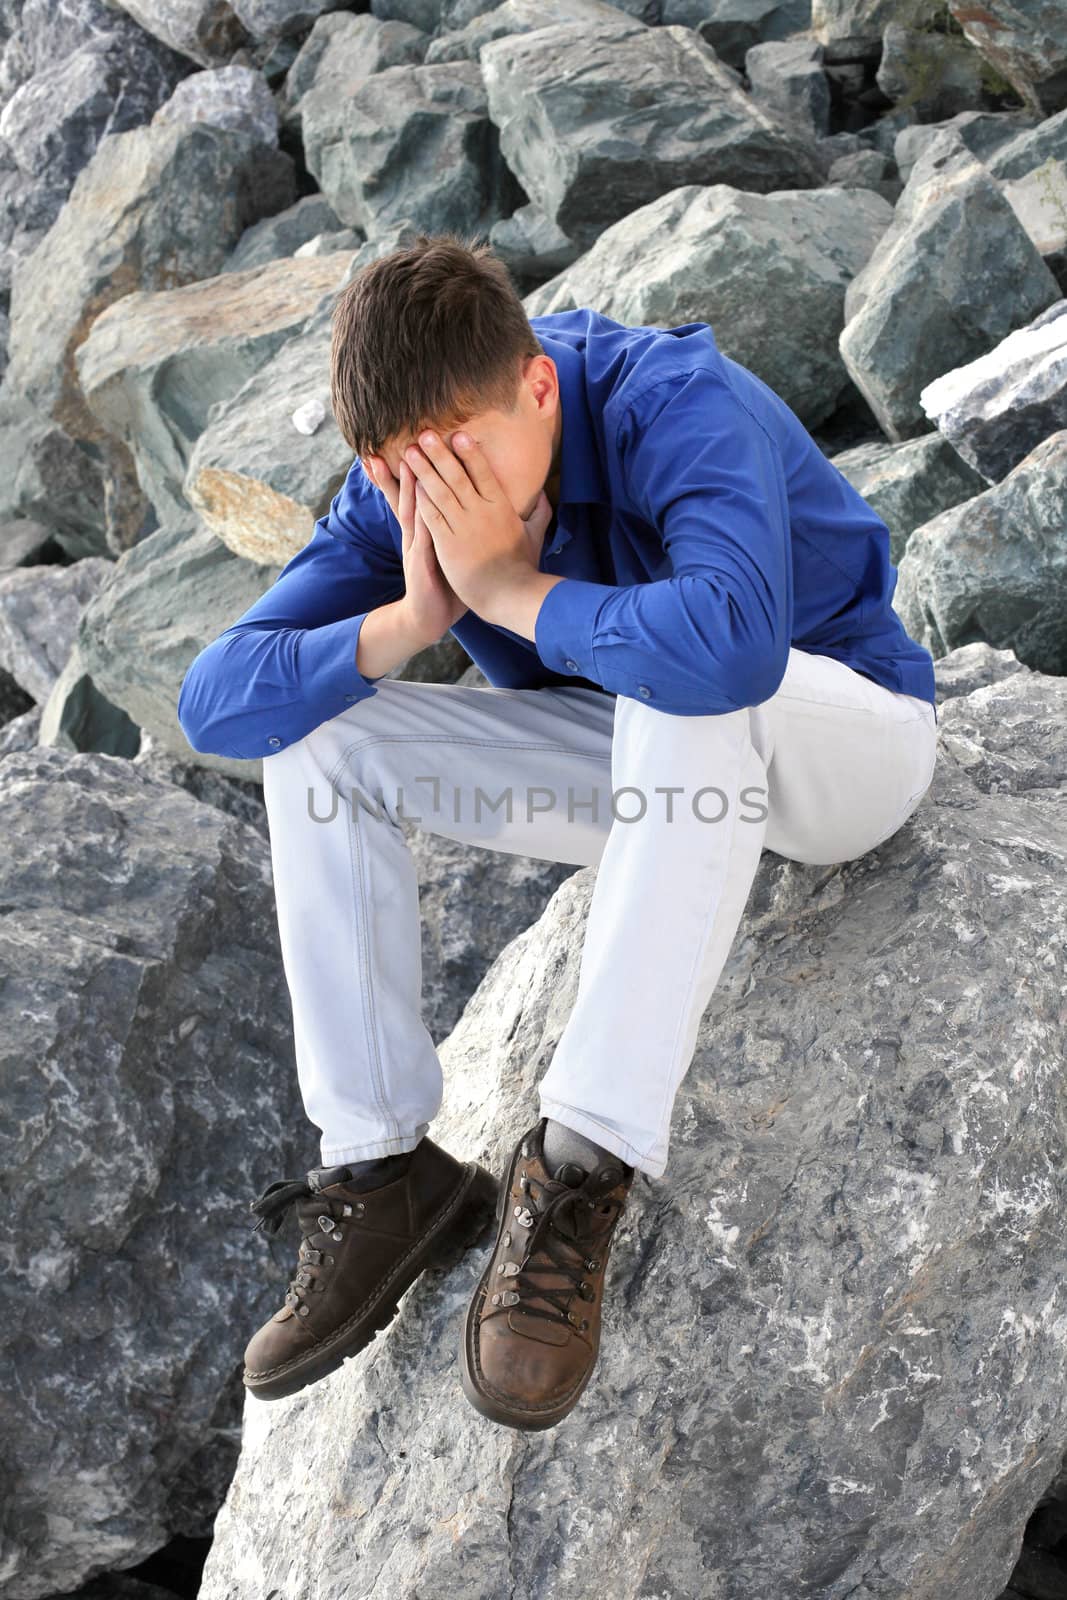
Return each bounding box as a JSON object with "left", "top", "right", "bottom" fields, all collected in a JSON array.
[{"left": 355, "top": 598, "right": 437, "bottom": 679}]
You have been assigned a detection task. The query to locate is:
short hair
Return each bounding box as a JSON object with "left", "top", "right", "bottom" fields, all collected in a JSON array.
[{"left": 329, "top": 231, "right": 545, "bottom": 459}]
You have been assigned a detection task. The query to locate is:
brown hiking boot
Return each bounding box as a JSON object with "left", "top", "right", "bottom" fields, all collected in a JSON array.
[
  {"left": 460, "top": 1115, "right": 634, "bottom": 1430},
  {"left": 243, "top": 1135, "right": 498, "bottom": 1401}
]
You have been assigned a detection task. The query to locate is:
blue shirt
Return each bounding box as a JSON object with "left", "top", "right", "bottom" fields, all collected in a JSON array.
[{"left": 177, "top": 306, "right": 937, "bottom": 760}]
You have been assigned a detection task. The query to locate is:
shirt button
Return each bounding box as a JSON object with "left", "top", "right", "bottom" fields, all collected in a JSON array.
[
  {"left": 637, "top": 684, "right": 652, "bottom": 698},
  {"left": 565, "top": 658, "right": 579, "bottom": 672},
  {"left": 343, "top": 693, "right": 357, "bottom": 702},
  {"left": 267, "top": 735, "right": 281, "bottom": 747}
]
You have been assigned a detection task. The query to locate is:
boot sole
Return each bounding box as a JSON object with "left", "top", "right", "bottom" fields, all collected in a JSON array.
[
  {"left": 459, "top": 1136, "right": 597, "bottom": 1431},
  {"left": 244, "top": 1159, "right": 499, "bottom": 1402}
]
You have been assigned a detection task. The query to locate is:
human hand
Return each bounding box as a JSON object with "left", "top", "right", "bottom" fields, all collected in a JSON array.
[
  {"left": 364, "top": 452, "right": 468, "bottom": 646},
  {"left": 400, "top": 429, "right": 552, "bottom": 621}
]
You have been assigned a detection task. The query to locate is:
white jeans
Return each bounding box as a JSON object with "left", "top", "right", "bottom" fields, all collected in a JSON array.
[{"left": 260, "top": 646, "right": 938, "bottom": 1179}]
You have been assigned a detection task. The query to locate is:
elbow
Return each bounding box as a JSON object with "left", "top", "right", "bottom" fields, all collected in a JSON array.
[
  {"left": 176, "top": 646, "right": 227, "bottom": 756},
  {"left": 725, "top": 630, "right": 790, "bottom": 710}
]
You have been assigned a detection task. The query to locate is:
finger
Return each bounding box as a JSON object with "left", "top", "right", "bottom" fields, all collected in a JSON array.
[
  {"left": 366, "top": 455, "right": 401, "bottom": 523},
  {"left": 414, "top": 477, "right": 453, "bottom": 535},
  {"left": 398, "top": 459, "right": 416, "bottom": 549},
  {"left": 413, "top": 429, "right": 477, "bottom": 507},
  {"left": 450, "top": 432, "right": 501, "bottom": 500},
  {"left": 404, "top": 443, "right": 464, "bottom": 524}
]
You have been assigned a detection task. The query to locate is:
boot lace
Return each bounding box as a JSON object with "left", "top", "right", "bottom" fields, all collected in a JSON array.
[
  {"left": 247, "top": 1168, "right": 360, "bottom": 1316},
  {"left": 484, "top": 1161, "right": 627, "bottom": 1333}
]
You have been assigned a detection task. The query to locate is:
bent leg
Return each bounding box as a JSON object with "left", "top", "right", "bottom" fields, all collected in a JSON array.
[
  {"left": 260, "top": 680, "right": 619, "bottom": 1165},
  {"left": 538, "top": 648, "right": 939, "bottom": 1179}
]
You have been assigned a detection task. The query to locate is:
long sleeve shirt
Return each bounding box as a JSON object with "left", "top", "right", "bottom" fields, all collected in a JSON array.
[{"left": 177, "top": 306, "right": 937, "bottom": 760}]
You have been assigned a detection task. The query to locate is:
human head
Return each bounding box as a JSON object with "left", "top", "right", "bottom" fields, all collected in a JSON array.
[{"left": 330, "top": 231, "right": 561, "bottom": 522}]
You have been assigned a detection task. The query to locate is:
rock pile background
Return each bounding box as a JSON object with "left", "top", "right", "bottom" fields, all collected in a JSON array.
[{"left": 0, "top": 0, "right": 1065, "bottom": 1597}]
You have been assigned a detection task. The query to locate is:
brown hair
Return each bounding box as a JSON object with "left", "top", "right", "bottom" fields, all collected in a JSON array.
[{"left": 329, "top": 231, "right": 545, "bottom": 459}]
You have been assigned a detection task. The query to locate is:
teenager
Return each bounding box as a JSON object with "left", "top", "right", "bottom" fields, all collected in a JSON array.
[{"left": 178, "top": 232, "right": 938, "bottom": 1429}]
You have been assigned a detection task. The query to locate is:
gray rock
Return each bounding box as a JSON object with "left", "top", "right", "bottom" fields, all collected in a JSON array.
[
  {"left": 811, "top": 0, "right": 935, "bottom": 51},
  {"left": 134, "top": 726, "right": 273, "bottom": 837},
  {"left": 947, "top": 0, "right": 1067, "bottom": 115},
  {"left": 931, "top": 639, "right": 1030, "bottom": 702},
  {"left": 487, "top": 201, "right": 582, "bottom": 281},
  {"left": 277, "top": 10, "right": 428, "bottom": 139},
  {"left": 109, "top": 0, "right": 252, "bottom": 67},
  {"left": 223, "top": 194, "right": 347, "bottom": 274},
  {"left": 197, "top": 659, "right": 1067, "bottom": 1600},
  {"left": 0, "top": 0, "right": 192, "bottom": 299},
  {"left": 1, "top": 121, "right": 296, "bottom": 552},
  {"left": 987, "top": 108, "right": 1067, "bottom": 283},
  {"left": 230, "top": 0, "right": 357, "bottom": 38},
  {"left": 78, "top": 519, "right": 280, "bottom": 783},
  {"left": 179, "top": 259, "right": 363, "bottom": 565},
  {"left": 370, "top": 0, "right": 502, "bottom": 32},
  {"left": 0, "top": 555, "right": 111, "bottom": 703},
  {"left": 660, "top": 0, "right": 812, "bottom": 72},
  {"left": 407, "top": 825, "right": 576, "bottom": 1045},
  {"left": 744, "top": 37, "right": 831, "bottom": 138},
  {"left": 876, "top": 19, "right": 991, "bottom": 123},
  {"left": 826, "top": 146, "right": 900, "bottom": 202},
  {"left": 893, "top": 107, "right": 1040, "bottom": 183},
  {"left": 525, "top": 181, "right": 893, "bottom": 429},
  {"left": 37, "top": 636, "right": 142, "bottom": 756},
  {"left": 74, "top": 249, "right": 357, "bottom": 538},
  {"left": 839, "top": 135, "right": 1061, "bottom": 439},
  {"left": 482, "top": 20, "right": 827, "bottom": 252},
  {"left": 0, "top": 515, "right": 57, "bottom": 571},
  {"left": 895, "top": 428, "right": 1067, "bottom": 674},
  {"left": 0, "top": 395, "right": 111, "bottom": 562},
  {"left": 919, "top": 298, "right": 1067, "bottom": 483},
  {"left": 302, "top": 57, "right": 518, "bottom": 241},
  {"left": 150, "top": 61, "right": 280, "bottom": 145},
  {"left": 0, "top": 701, "right": 40, "bottom": 753},
  {"left": 182, "top": 227, "right": 422, "bottom": 564},
  {"left": 424, "top": 0, "right": 629, "bottom": 63},
  {"left": 0, "top": 743, "right": 316, "bottom": 1597},
  {"left": 829, "top": 431, "right": 986, "bottom": 563}
]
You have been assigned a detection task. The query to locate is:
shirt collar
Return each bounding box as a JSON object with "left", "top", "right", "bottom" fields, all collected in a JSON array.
[{"left": 538, "top": 334, "right": 610, "bottom": 556}]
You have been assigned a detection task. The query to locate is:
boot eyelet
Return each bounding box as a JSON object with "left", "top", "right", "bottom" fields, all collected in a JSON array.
[
  {"left": 325, "top": 1254, "right": 334, "bottom": 1265},
  {"left": 581, "top": 1319, "right": 589, "bottom": 1330},
  {"left": 298, "top": 1304, "right": 310, "bottom": 1317},
  {"left": 356, "top": 1201, "right": 365, "bottom": 1212},
  {"left": 586, "top": 1258, "right": 599, "bottom": 1270},
  {"left": 331, "top": 1229, "right": 343, "bottom": 1242},
  {"left": 342, "top": 1203, "right": 353, "bottom": 1216},
  {"left": 316, "top": 1214, "right": 333, "bottom": 1232}
]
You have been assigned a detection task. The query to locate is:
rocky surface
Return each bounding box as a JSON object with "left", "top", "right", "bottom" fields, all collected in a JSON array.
[
  {"left": 0, "top": 2, "right": 1064, "bottom": 1597},
  {"left": 895, "top": 429, "right": 1067, "bottom": 675},
  {"left": 0, "top": 746, "right": 317, "bottom": 1598},
  {"left": 195, "top": 656, "right": 1067, "bottom": 1600}
]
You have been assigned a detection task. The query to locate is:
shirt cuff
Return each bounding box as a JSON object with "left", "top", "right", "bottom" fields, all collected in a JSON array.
[
  {"left": 533, "top": 577, "right": 616, "bottom": 682},
  {"left": 299, "top": 611, "right": 385, "bottom": 700}
]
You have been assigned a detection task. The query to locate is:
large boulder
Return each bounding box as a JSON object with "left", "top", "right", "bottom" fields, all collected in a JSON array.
[
  {"left": 480, "top": 18, "right": 827, "bottom": 253},
  {"left": 0, "top": 555, "right": 111, "bottom": 703},
  {"left": 525, "top": 181, "right": 892, "bottom": 429},
  {"left": 828, "top": 431, "right": 986, "bottom": 563},
  {"left": 895, "top": 428, "right": 1067, "bottom": 673},
  {"left": 918, "top": 298, "right": 1067, "bottom": 484},
  {"left": 0, "top": 121, "right": 295, "bottom": 552},
  {"left": 947, "top": 0, "right": 1067, "bottom": 114},
  {"left": 301, "top": 57, "right": 519, "bottom": 242},
  {"left": 0, "top": 744, "right": 315, "bottom": 1597},
  {"left": 74, "top": 250, "right": 357, "bottom": 535},
  {"left": 0, "top": 0, "right": 192, "bottom": 299},
  {"left": 839, "top": 136, "right": 1061, "bottom": 439},
  {"left": 197, "top": 655, "right": 1067, "bottom": 1600}
]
